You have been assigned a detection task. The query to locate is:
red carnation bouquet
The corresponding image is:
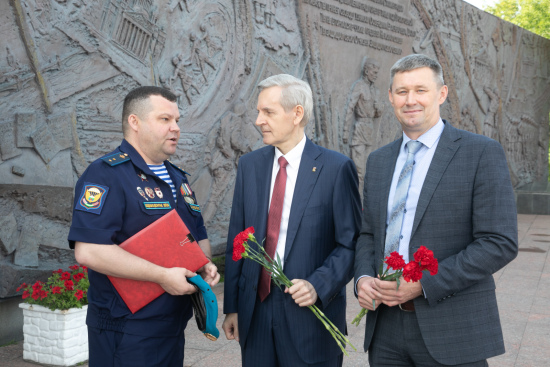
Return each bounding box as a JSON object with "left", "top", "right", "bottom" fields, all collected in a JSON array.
[
  {"left": 233, "top": 227, "right": 356, "bottom": 356},
  {"left": 17, "top": 264, "right": 89, "bottom": 311},
  {"left": 352, "top": 246, "right": 438, "bottom": 326}
]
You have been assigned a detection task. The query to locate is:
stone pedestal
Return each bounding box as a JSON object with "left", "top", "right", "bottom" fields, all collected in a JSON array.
[{"left": 19, "top": 303, "right": 88, "bottom": 366}]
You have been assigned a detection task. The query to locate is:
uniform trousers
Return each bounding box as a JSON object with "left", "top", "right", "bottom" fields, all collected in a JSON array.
[
  {"left": 242, "top": 285, "right": 343, "bottom": 367},
  {"left": 369, "top": 304, "right": 488, "bottom": 367},
  {"left": 88, "top": 325, "right": 186, "bottom": 367}
]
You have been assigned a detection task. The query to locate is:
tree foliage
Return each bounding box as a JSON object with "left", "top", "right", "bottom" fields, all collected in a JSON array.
[{"left": 484, "top": 0, "right": 550, "bottom": 39}]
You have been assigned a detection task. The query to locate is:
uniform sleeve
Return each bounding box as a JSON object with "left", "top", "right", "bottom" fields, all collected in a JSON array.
[{"left": 68, "top": 161, "right": 125, "bottom": 248}]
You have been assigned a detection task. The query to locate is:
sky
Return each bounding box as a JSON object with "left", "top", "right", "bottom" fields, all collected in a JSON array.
[{"left": 462, "top": 0, "right": 499, "bottom": 10}]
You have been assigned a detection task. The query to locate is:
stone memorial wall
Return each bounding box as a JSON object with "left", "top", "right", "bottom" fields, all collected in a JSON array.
[{"left": 0, "top": 0, "right": 548, "bottom": 299}]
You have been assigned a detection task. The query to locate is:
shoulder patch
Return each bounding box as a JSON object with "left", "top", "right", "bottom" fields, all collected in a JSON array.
[
  {"left": 168, "top": 160, "right": 190, "bottom": 176},
  {"left": 102, "top": 152, "right": 131, "bottom": 166},
  {"left": 75, "top": 183, "right": 109, "bottom": 215}
]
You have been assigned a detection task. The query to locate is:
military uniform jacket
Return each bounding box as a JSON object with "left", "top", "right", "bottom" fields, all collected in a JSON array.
[{"left": 68, "top": 139, "right": 207, "bottom": 336}]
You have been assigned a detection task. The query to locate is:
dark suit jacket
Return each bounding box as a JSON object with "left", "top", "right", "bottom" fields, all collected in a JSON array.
[
  {"left": 224, "top": 138, "right": 361, "bottom": 363},
  {"left": 354, "top": 121, "right": 518, "bottom": 364}
]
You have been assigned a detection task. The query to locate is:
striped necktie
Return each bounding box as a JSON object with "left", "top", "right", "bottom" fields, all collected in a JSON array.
[{"left": 384, "top": 140, "right": 423, "bottom": 259}]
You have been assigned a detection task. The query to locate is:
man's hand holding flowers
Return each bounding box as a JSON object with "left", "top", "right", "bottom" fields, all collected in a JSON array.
[
  {"left": 353, "top": 247, "right": 438, "bottom": 325},
  {"left": 370, "top": 276, "right": 423, "bottom": 307},
  {"left": 285, "top": 279, "right": 318, "bottom": 307}
]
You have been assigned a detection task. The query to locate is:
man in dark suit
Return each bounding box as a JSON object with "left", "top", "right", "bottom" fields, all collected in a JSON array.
[
  {"left": 354, "top": 54, "right": 518, "bottom": 366},
  {"left": 223, "top": 74, "right": 361, "bottom": 366}
]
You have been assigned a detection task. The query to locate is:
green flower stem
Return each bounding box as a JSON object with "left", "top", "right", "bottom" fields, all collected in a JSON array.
[{"left": 241, "top": 239, "right": 356, "bottom": 356}]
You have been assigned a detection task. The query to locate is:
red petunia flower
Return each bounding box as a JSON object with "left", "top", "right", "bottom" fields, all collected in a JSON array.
[
  {"left": 32, "top": 281, "right": 42, "bottom": 292},
  {"left": 69, "top": 265, "right": 80, "bottom": 271},
  {"left": 17, "top": 283, "right": 27, "bottom": 292},
  {"left": 64, "top": 280, "right": 74, "bottom": 291},
  {"left": 31, "top": 291, "right": 40, "bottom": 300},
  {"left": 22, "top": 290, "right": 30, "bottom": 299},
  {"left": 53, "top": 269, "right": 63, "bottom": 274},
  {"left": 39, "top": 290, "right": 48, "bottom": 300},
  {"left": 74, "top": 290, "right": 84, "bottom": 300},
  {"left": 385, "top": 252, "right": 406, "bottom": 271},
  {"left": 51, "top": 286, "right": 62, "bottom": 294},
  {"left": 73, "top": 273, "right": 85, "bottom": 283},
  {"left": 403, "top": 261, "right": 423, "bottom": 282},
  {"left": 61, "top": 272, "right": 71, "bottom": 281}
]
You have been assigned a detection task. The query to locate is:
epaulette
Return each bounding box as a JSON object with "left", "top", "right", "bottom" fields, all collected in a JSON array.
[
  {"left": 168, "top": 160, "right": 190, "bottom": 176},
  {"left": 101, "top": 152, "right": 131, "bottom": 166}
]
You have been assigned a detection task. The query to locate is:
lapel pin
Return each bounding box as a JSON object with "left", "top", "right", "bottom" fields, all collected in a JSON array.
[{"left": 312, "top": 167, "right": 317, "bottom": 172}]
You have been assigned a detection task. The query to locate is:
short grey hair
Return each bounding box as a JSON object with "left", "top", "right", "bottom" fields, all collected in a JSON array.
[
  {"left": 389, "top": 54, "right": 444, "bottom": 90},
  {"left": 258, "top": 74, "right": 313, "bottom": 126}
]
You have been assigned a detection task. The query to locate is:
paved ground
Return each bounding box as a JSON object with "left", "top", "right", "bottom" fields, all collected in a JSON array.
[{"left": 1, "top": 214, "right": 549, "bottom": 367}]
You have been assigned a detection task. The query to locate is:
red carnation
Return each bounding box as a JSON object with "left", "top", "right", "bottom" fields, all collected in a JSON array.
[
  {"left": 403, "top": 261, "right": 423, "bottom": 282},
  {"left": 414, "top": 246, "right": 433, "bottom": 265},
  {"left": 61, "top": 272, "right": 71, "bottom": 280},
  {"left": 384, "top": 252, "right": 406, "bottom": 271},
  {"left": 22, "top": 290, "right": 30, "bottom": 299},
  {"left": 51, "top": 286, "right": 62, "bottom": 294},
  {"left": 74, "top": 290, "right": 84, "bottom": 300},
  {"left": 233, "top": 243, "right": 246, "bottom": 261},
  {"left": 64, "top": 280, "right": 74, "bottom": 291}
]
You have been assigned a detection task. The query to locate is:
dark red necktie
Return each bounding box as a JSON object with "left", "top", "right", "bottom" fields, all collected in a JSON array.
[{"left": 258, "top": 156, "right": 289, "bottom": 302}]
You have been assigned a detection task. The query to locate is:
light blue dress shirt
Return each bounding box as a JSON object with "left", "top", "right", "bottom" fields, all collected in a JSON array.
[{"left": 387, "top": 118, "right": 445, "bottom": 262}]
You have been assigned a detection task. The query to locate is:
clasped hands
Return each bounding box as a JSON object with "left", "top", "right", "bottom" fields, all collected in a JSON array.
[{"left": 357, "top": 276, "right": 422, "bottom": 311}]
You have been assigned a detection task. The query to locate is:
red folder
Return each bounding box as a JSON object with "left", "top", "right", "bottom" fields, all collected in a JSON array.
[{"left": 108, "top": 209, "right": 209, "bottom": 313}]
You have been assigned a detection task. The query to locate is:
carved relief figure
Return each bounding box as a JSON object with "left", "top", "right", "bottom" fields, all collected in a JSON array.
[
  {"left": 200, "top": 101, "right": 259, "bottom": 223},
  {"left": 189, "top": 31, "right": 216, "bottom": 82},
  {"left": 169, "top": 54, "right": 200, "bottom": 105},
  {"left": 343, "top": 57, "right": 383, "bottom": 187},
  {"left": 483, "top": 86, "right": 499, "bottom": 141},
  {"left": 460, "top": 105, "right": 478, "bottom": 134},
  {"left": 253, "top": 0, "right": 274, "bottom": 28}
]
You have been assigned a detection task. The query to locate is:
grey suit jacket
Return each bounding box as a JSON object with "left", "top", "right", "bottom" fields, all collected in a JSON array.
[{"left": 354, "top": 121, "right": 518, "bottom": 364}]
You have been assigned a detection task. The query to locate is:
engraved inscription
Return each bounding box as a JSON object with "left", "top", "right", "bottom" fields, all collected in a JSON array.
[{"left": 303, "top": 0, "right": 416, "bottom": 55}]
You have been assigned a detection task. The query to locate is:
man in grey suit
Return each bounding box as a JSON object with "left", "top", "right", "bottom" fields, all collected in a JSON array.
[{"left": 354, "top": 54, "right": 518, "bottom": 366}]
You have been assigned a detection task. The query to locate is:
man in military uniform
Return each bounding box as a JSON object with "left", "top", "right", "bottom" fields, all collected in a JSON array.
[{"left": 68, "top": 86, "right": 219, "bottom": 367}]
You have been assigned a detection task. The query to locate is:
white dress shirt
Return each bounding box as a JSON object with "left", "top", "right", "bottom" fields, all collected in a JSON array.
[
  {"left": 387, "top": 118, "right": 444, "bottom": 262},
  {"left": 269, "top": 135, "right": 307, "bottom": 268}
]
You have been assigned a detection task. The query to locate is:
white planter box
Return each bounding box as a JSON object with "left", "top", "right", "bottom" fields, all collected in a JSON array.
[{"left": 19, "top": 303, "right": 88, "bottom": 366}]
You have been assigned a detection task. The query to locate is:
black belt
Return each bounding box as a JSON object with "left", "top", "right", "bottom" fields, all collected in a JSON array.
[{"left": 399, "top": 300, "right": 415, "bottom": 312}]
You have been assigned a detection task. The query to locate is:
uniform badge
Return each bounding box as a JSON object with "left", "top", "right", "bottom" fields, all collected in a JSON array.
[
  {"left": 76, "top": 183, "right": 109, "bottom": 215},
  {"left": 145, "top": 187, "right": 155, "bottom": 199},
  {"left": 189, "top": 203, "right": 201, "bottom": 212},
  {"left": 184, "top": 196, "right": 195, "bottom": 204},
  {"left": 137, "top": 187, "right": 148, "bottom": 201},
  {"left": 154, "top": 187, "right": 163, "bottom": 199},
  {"left": 180, "top": 183, "right": 193, "bottom": 196},
  {"left": 138, "top": 172, "right": 148, "bottom": 181},
  {"left": 143, "top": 201, "right": 172, "bottom": 210}
]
